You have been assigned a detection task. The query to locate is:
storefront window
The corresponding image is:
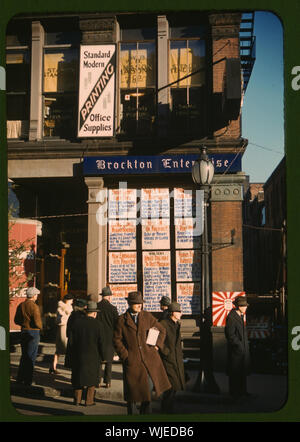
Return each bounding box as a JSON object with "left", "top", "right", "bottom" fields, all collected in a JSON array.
[
  {"left": 169, "top": 38, "right": 206, "bottom": 137},
  {"left": 43, "top": 47, "right": 78, "bottom": 139},
  {"left": 119, "top": 41, "right": 156, "bottom": 137},
  {"left": 6, "top": 49, "right": 31, "bottom": 139}
]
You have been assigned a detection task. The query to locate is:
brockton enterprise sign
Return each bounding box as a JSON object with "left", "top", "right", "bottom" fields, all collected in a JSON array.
[
  {"left": 78, "top": 45, "right": 116, "bottom": 138},
  {"left": 83, "top": 154, "right": 242, "bottom": 175}
]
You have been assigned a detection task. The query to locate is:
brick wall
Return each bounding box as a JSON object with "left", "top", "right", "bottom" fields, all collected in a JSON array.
[{"left": 210, "top": 200, "right": 244, "bottom": 291}]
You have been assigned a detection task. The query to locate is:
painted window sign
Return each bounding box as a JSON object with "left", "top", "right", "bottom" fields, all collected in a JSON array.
[
  {"left": 84, "top": 154, "right": 242, "bottom": 175},
  {"left": 78, "top": 45, "right": 116, "bottom": 137},
  {"left": 175, "top": 218, "right": 201, "bottom": 249},
  {"left": 110, "top": 284, "right": 138, "bottom": 314}
]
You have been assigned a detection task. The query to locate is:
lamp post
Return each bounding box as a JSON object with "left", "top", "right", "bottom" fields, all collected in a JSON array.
[{"left": 192, "top": 146, "right": 220, "bottom": 394}]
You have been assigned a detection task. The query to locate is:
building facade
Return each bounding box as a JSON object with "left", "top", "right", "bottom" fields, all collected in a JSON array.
[{"left": 7, "top": 11, "right": 255, "bottom": 337}]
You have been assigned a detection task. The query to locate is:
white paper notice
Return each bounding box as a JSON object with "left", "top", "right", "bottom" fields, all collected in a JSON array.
[{"left": 146, "top": 327, "right": 160, "bottom": 346}]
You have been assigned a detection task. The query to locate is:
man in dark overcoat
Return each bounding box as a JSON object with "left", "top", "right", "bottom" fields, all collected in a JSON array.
[
  {"left": 113, "top": 291, "right": 171, "bottom": 415},
  {"left": 225, "top": 296, "right": 251, "bottom": 399},
  {"left": 96, "top": 286, "right": 119, "bottom": 388},
  {"left": 158, "top": 296, "right": 171, "bottom": 322},
  {"left": 68, "top": 301, "right": 104, "bottom": 406},
  {"left": 159, "top": 302, "right": 185, "bottom": 413}
]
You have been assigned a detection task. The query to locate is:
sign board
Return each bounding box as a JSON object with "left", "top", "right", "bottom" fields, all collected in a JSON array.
[
  {"left": 143, "top": 251, "right": 171, "bottom": 311},
  {"left": 84, "top": 154, "right": 242, "bottom": 175},
  {"left": 78, "top": 45, "right": 116, "bottom": 138},
  {"left": 212, "top": 291, "right": 246, "bottom": 326},
  {"left": 177, "top": 282, "right": 201, "bottom": 314}
]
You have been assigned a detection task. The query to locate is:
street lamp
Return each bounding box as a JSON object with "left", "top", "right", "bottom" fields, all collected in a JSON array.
[{"left": 192, "top": 146, "right": 220, "bottom": 394}]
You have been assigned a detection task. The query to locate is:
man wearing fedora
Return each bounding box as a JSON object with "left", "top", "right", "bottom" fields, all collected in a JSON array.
[
  {"left": 68, "top": 301, "right": 104, "bottom": 406},
  {"left": 14, "top": 287, "right": 43, "bottom": 386},
  {"left": 113, "top": 291, "right": 171, "bottom": 414},
  {"left": 159, "top": 302, "right": 186, "bottom": 413},
  {"left": 158, "top": 296, "right": 171, "bottom": 322},
  {"left": 96, "top": 286, "right": 119, "bottom": 388},
  {"left": 225, "top": 296, "right": 251, "bottom": 400}
]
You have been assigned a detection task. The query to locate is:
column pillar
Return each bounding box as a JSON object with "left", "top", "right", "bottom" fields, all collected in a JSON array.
[
  {"left": 29, "top": 21, "right": 44, "bottom": 141},
  {"left": 85, "top": 177, "right": 107, "bottom": 301},
  {"left": 157, "top": 15, "right": 169, "bottom": 138},
  {"left": 210, "top": 173, "right": 247, "bottom": 292}
]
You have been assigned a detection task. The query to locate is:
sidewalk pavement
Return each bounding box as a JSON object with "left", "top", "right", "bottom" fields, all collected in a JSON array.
[{"left": 10, "top": 342, "right": 288, "bottom": 415}]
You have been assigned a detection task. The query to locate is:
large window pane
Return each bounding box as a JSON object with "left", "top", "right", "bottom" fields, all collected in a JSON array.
[
  {"left": 43, "top": 94, "right": 77, "bottom": 139},
  {"left": 6, "top": 50, "right": 30, "bottom": 92},
  {"left": 120, "top": 42, "right": 155, "bottom": 89},
  {"left": 43, "top": 48, "right": 78, "bottom": 93}
]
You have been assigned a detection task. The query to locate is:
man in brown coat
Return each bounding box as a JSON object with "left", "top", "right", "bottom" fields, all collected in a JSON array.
[
  {"left": 14, "top": 287, "right": 43, "bottom": 386},
  {"left": 113, "top": 291, "right": 171, "bottom": 415}
]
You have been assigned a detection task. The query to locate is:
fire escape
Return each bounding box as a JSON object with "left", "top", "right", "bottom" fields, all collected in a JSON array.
[{"left": 240, "top": 11, "right": 256, "bottom": 92}]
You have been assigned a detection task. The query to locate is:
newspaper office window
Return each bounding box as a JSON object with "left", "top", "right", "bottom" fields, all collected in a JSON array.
[
  {"left": 169, "top": 35, "right": 206, "bottom": 137},
  {"left": 119, "top": 39, "right": 156, "bottom": 137},
  {"left": 43, "top": 46, "right": 79, "bottom": 139}
]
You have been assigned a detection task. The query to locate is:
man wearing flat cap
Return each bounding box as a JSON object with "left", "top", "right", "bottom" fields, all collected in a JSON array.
[
  {"left": 159, "top": 302, "right": 186, "bottom": 413},
  {"left": 96, "top": 286, "right": 119, "bottom": 388},
  {"left": 225, "top": 296, "right": 251, "bottom": 400},
  {"left": 68, "top": 301, "right": 104, "bottom": 406},
  {"left": 14, "top": 287, "right": 43, "bottom": 386},
  {"left": 113, "top": 291, "right": 171, "bottom": 414}
]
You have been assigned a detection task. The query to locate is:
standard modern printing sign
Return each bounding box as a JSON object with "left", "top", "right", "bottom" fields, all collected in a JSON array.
[{"left": 78, "top": 45, "right": 116, "bottom": 138}]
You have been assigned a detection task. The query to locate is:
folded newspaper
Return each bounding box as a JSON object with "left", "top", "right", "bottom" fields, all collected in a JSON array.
[{"left": 146, "top": 327, "right": 160, "bottom": 346}]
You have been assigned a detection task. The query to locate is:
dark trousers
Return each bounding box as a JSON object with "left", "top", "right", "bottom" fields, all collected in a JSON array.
[
  {"left": 161, "top": 388, "right": 176, "bottom": 413},
  {"left": 229, "top": 359, "right": 248, "bottom": 398},
  {"left": 100, "top": 361, "right": 112, "bottom": 384},
  {"left": 127, "top": 373, "right": 153, "bottom": 415},
  {"left": 17, "top": 330, "right": 40, "bottom": 385}
]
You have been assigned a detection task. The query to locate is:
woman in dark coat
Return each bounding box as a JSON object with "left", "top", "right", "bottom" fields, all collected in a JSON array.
[
  {"left": 68, "top": 301, "right": 104, "bottom": 406},
  {"left": 159, "top": 302, "right": 185, "bottom": 413},
  {"left": 225, "top": 296, "right": 251, "bottom": 399},
  {"left": 113, "top": 291, "right": 171, "bottom": 414}
]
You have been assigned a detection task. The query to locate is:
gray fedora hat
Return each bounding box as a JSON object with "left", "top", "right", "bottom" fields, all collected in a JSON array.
[
  {"left": 126, "top": 291, "right": 143, "bottom": 304},
  {"left": 168, "top": 301, "right": 182, "bottom": 312},
  {"left": 86, "top": 301, "right": 100, "bottom": 313},
  {"left": 26, "top": 287, "right": 40, "bottom": 298},
  {"left": 101, "top": 286, "right": 112, "bottom": 297}
]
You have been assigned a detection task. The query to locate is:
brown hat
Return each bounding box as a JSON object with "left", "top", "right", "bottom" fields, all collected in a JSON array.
[
  {"left": 126, "top": 291, "right": 143, "bottom": 304},
  {"left": 234, "top": 296, "right": 249, "bottom": 307}
]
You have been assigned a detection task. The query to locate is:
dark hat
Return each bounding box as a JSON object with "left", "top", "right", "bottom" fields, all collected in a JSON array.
[
  {"left": 234, "top": 296, "right": 249, "bottom": 307},
  {"left": 160, "top": 296, "right": 171, "bottom": 306},
  {"left": 101, "top": 287, "right": 112, "bottom": 297},
  {"left": 74, "top": 298, "right": 87, "bottom": 308},
  {"left": 63, "top": 294, "right": 73, "bottom": 301},
  {"left": 86, "top": 301, "right": 100, "bottom": 313},
  {"left": 126, "top": 291, "right": 143, "bottom": 304},
  {"left": 168, "top": 301, "right": 182, "bottom": 313}
]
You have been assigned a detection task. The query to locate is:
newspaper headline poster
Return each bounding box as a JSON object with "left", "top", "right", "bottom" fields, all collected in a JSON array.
[
  {"left": 109, "top": 252, "right": 137, "bottom": 283},
  {"left": 109, "top": 284, "right": 138, "bottom": 314},
  {"left": 108, "top": 188, "right": 136, "bottom": 219},
  {"left": 109, "top": 220, "right": 136, "bottom": 250},
  {"left": 177, "top": 282, "right": 201, "bottom": 314},
  {"left": 143, "top": 251, "right": 171, "bottom": 311},
  {"left": 142, "top": 218, "right": 170, "bottom": 250},
  {"left": 78, "top": 45, "right": 116, "bottom": 137}
]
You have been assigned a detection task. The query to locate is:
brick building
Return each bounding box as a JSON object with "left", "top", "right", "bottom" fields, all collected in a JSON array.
[{"left": 7, "top": 10, "right": 256, "bottom": 364}]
